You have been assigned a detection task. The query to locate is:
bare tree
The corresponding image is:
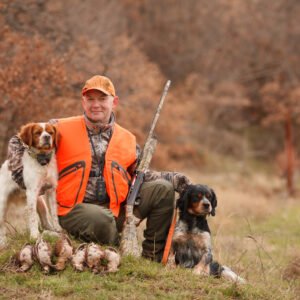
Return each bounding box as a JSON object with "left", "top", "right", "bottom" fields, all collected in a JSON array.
[{"left": 260, "top": 78, "right": 300, "bottom": 195}]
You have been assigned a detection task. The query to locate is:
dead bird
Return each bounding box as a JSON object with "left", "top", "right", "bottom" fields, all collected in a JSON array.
[
  {"left": 104, "top": 247, "right": 121, "bottom": 273},
  {"left": 54, "top": 234, "right": 73, "bottom": 271},
  {"left": 71, "top": 243, "right": 87, "bottom": 272},
  {"left": 86, "top": 243, "right": 105, "bottom": 273},
  {"left": 16, "top": 244, "right": 35, "bottom": 272},
  {"left": 34, "top": 237, "right": 55, "bottom": 274}
]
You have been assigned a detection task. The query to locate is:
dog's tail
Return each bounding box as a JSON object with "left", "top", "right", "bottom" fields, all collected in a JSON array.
[{"left": 210, "top": 261, "right": 246, "bottom": 284}]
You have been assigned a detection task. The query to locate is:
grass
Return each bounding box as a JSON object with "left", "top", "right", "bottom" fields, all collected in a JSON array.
[
  {"left": 209, "top": 202, "right": 300, "bottom": 300},
  {"left": 0, "top": 245, "right": 279, "bottom": 300},
  {"left": 1, "top": 170, "right": 300, "bottom": 299}
]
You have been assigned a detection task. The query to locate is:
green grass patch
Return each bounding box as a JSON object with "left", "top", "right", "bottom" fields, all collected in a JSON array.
[
  {"left": 1, "top": 205, "right": 300, "bottom": 299},
  {"left": 242, "top": 205, "right": 300, "bottom": 258}
]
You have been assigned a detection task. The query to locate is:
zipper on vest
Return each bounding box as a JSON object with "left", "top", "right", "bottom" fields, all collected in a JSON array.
[
  {"left": 59, "top": 161, "right": 85, "bottom": 179},
  {"left": 111, "top": 162, "right": 119, "bottom": 205},
  {"left": 58, "top": 161, "right": 86, "bottom": 208},
  {"left": 110, "top": 161, "right": 131, "bottom": 205},
  {"left": 111, "top": 161, "right": 131, "bottom": 184}
]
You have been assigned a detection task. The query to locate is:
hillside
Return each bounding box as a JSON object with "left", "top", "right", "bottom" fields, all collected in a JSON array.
[{"left": 1, "top": 0, "right": 300, "bottom": 176}]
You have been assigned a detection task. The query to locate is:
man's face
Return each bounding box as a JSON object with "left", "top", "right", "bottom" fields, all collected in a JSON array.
[{"left": 82, "top": 89, "right": 118, "bottom": 123}]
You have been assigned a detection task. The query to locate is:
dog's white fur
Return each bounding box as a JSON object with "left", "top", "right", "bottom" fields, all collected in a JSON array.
[{"left": 0, "top": 123, "right": 61, "bottom": 246}]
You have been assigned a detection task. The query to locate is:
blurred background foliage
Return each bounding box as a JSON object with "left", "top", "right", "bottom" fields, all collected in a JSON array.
[{"left": 0, "top": 0, "right": 300, "bottom": 193}]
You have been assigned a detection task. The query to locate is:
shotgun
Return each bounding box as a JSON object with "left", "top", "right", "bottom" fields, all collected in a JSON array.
[{"left": 120, "top": 80, "right": 171, "bottom": 256}]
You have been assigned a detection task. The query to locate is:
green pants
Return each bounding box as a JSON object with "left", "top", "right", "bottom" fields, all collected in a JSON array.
[{"left": 59, "top": 179, "right": 175, "bottom": 262}]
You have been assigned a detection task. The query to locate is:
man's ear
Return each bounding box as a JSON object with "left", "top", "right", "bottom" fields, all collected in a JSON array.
[
  {"left": 19, "top": 123, "right": 34, "bottom": 147},
  {"left": 210, "top": 188, "right": 217, "bottom": 216},
  {"left": 81, "top": 96, "right": 87, "bottom": 111},
  {"left": 112, "top": 96, "right": 119, "bottom": 108}
]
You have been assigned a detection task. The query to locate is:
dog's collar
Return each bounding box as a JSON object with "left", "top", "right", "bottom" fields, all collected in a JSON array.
[{"left": 26, "top": 147, "right": 54, "bottom": 166}]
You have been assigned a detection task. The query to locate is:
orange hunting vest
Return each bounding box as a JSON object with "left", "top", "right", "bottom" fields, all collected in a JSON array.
[{"left": 55, "top": 116, "right": 136, "bottom": 217}]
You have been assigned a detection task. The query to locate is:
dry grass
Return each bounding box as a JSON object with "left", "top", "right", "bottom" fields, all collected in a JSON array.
[{"left": 1, "top": 169, "right": 300, "bottom": 299}]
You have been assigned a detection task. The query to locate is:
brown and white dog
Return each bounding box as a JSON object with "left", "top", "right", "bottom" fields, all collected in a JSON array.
[
  {"left": 167, "top": 184, "right": 245, "bottom": 284},
  {"left": 0, "top": 123, "right": 61, "bottom": 246}
]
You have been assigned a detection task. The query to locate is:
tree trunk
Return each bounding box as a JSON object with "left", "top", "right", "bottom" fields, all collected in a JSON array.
[{"left": 285, "top": 111, "right": 295, "bottom": 196}]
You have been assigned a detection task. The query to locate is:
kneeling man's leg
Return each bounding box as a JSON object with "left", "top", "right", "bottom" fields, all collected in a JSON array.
[
  {"left": 59, "top": 203, "right": 118, "bottom": 245},
  {"left": 134, "top": 179, "right": 175, "bottom": 262}
]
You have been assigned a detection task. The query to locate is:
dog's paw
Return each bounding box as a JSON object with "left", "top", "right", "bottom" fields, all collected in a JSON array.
[
  {"left": 193, "top": 266, "right": 209, "bottom": 276},
  {"left": 30, "top": 230, "right": 40, "bottom": 240},
  {"left": 221, "top": 266, "right": 247, "bottom": 284}
]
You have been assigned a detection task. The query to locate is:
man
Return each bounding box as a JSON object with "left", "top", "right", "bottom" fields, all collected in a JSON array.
[{"left": 8, "top": 75, "right": 191, "bottom": 262}]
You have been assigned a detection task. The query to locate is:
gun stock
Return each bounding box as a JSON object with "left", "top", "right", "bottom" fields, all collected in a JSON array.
[{"left": 120, "top": 81, "right": 171, "bottom": 256}]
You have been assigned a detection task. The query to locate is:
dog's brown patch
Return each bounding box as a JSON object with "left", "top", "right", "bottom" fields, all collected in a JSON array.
[
  {"left": 188, "top": 201, "right": 211, "bottom": 215},
  {"left": 19, "top": 123, "right": 57, "bottom": 151}
]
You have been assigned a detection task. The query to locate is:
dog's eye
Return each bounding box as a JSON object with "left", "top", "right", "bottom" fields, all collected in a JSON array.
[
  {"left": 197, "top": 193, "right": 203, "bottom": 200},
  {"left": 206, "top": 193, "right": 212, "bottom": 199}
]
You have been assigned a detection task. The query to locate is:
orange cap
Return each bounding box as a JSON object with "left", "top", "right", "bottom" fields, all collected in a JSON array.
[{"left": 82, "top": 75, "right": 116, "bottom": 96}]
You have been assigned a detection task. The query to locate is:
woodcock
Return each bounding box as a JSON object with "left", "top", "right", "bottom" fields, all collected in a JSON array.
[{"left": 54, "top": 234, "right": 73, "bottom": 271}]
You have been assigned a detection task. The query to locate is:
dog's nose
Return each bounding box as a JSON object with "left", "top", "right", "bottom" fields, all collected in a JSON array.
[
  {"left": 43, "top": 135, "right": 50, "bottom": 141},
  {"left": 203, "top": 203, "right": 210, "bottom": 209}
]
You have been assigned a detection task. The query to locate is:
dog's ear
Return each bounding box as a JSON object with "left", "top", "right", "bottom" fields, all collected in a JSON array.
[
  {"left": 176, "top": 192, "right": 185, "bottom": 211},
  {"left": 177, "top": 185, "right": 192, "bottom": 213},
  {"left": 19, "top": 123, "right": 34, "bottom": 147},
  {"left": 210, "top": 188, "right": 217, "bottom": 216}
]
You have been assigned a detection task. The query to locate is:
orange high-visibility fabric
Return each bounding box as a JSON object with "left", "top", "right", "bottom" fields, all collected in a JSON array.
[{"left": 55, "top": 116, "right": 136, "bottom": 217}]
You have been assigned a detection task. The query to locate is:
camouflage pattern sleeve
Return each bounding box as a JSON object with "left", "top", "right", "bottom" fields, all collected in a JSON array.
[
  {"left": 144, "top": 170, "right": 192, "bottom": 194},
  {"left": 128, "top": 143, "right": 191, "bottom": 193},
  {"left": 48, "top": 119, "right": 58, "bottom": 125},
  {"left": 7, "top": 135, "right": 26, "bottom": 188}
]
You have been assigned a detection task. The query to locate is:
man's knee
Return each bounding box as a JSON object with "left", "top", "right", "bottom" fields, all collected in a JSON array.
[
  {"left": 88, "top": 208, "right": 118, "bottom": 244},
  {"left": 59, "top": 204, "right": 118, "bottom": 245},
  {"left": 153, "top": 179, "right": 175, "bottom": 205},
  {"left": 139, "top": 179, "right": 175, "bottom": 214}
]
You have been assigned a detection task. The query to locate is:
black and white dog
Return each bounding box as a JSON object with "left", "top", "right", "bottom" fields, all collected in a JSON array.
[{"left": 167, "top": 184, "right": 245, "bottom": 284}]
